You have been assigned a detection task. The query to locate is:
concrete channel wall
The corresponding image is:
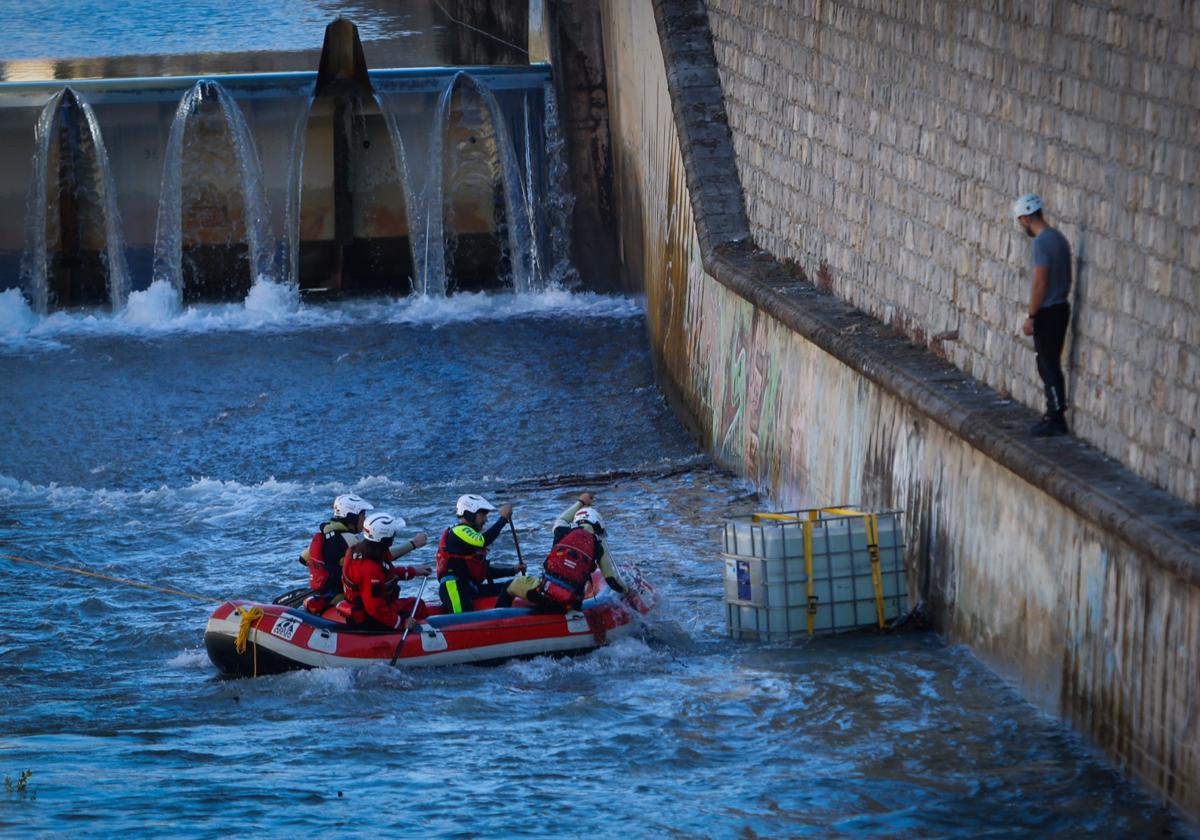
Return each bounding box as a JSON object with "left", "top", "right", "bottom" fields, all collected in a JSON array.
[
  {"left": 706, "top": 0, "right": 1200, "bottom": 507},
  {"left": 596, "top": 0, "right": 1200, "bottom": 819}
]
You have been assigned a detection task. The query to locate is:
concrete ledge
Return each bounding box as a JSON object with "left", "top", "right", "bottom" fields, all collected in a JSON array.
[{"left": 651, "top": 0, "right": 750, "bottom": 256}]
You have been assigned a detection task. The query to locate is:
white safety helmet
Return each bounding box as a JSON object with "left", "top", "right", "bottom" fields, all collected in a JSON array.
[
  {"left": 362, "top": 511, "right": 404, "bottom": 542},
  {"left": 333, "top": 493, "right": 374, "bottom": 519},
  {"left": 573, "top": 506, "right": 605, "bottom": 532},
  {"left": 1012, "top": 193, "right": 1043, "bottom": 219},
  {"left": 456, "top": 494, "right": 496, "bottom": 517}
]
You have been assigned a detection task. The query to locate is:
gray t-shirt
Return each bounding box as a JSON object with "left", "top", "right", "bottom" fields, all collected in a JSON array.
[{"left": 1032, "top": 227, "right": 1072, "bottom": 309}]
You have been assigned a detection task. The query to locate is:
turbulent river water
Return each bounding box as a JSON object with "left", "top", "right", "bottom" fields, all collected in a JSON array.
[{"left": 0, "top": 285, "right": 1184, "bottom": 836}]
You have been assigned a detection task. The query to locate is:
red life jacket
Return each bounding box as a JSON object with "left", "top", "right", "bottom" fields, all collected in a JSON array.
[
  {"left": 340, "top": 548, "right": 384, "bottom": 625},
  {"left": 307, "top": 521, "right": 354, "bottom": 594},
  {"left": 544, "top": 527, "right": 598, "bottom": 591},
  {"left": 436, "top": 527, "right": 489, "bottom": 584}
]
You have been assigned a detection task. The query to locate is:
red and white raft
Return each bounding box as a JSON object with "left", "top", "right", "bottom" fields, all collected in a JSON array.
[{"left": 204, "top": 570, "right": 656, "bottom": 677}]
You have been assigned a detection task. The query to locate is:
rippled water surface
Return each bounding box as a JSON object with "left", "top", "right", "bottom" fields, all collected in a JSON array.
[
  {"left": 1, "top": 0, "right": 417, "bottom": 60},
  {"left": 0, "top": 291, "right": 1184, "bottom": 836}
]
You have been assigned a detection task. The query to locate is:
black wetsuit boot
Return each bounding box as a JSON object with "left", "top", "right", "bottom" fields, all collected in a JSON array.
[{"left": 1032, "top": 303, "right": 1070, "bottom": 437}]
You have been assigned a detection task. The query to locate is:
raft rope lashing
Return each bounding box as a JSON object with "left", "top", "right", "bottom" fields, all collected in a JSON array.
[{"left": 234, "top": 606, "right": 265, "bottom": 678}]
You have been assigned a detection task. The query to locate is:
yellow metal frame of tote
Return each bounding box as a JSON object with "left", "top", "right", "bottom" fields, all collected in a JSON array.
[{"left": 750, "top": 507, "right": 888, "bottom": 635}]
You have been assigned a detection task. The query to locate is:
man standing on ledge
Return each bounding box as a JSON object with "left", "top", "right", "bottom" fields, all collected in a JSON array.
[{"left": 1014, "top": 193, "right": 1072, "bottom": 437}]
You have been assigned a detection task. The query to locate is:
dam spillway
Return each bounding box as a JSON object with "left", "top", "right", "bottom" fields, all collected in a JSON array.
[{"left": 1, "top": 62, "right": 554, "bottom": 308}]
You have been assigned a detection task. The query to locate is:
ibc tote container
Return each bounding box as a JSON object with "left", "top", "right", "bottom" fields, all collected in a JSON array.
[{"left": 722, "top": 507, "right": 907, "bottom": 641}]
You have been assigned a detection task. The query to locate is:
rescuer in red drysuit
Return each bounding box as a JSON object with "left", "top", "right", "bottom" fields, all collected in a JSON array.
[
  {"left": 301, "top": 493, "right": 429, "bottom": 615},
  {"left": 340, "top": 511, "right": 433, "bottom": 630},
  {"left": 497, "top": 492, "right": 634, "bottom": 611},
  {"left": 299, "top": 493, "right": 373, "bottom": 614}
]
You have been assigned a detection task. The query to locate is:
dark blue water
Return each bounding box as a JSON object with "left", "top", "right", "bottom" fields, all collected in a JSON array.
[
  {"left": 0, "top": 0, "right": 408, "bottom": 60},
  {"left": 0, "top": 291, "right": 1185, "bottom": 836}
]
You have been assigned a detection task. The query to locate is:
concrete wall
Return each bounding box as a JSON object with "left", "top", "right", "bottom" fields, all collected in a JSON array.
[
  {"left": 599, "top": 0, "right": 1200, "bottom": 818},
  {"left": 547, "top": 1, "right": 624, "bottom": 292},
  {"left": 706, "top": 0, "right": 1200, "bottom": 506}
]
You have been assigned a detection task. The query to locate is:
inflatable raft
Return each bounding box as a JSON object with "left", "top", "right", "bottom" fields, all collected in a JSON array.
[{"left": 205, "top": 569, "right": 656, "bottom": 677}]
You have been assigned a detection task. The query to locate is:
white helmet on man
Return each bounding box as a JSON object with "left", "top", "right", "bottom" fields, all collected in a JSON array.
[
  {"left": 573, "top": 506, "right": 605, "bottom": 532},
  {"left": 362, "top": 511, "right": 405, "bottom": 542},
  {"left": 1012, "top": 193, "right": 1043, "bottom": 219},
  {"left": 456, "top": 494, "right": 496, "bottom": 517},
  {"left": 333, "top": 493, "right": 373, "bottom": 519}
]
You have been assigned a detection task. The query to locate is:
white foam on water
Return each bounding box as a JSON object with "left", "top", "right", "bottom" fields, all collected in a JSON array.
[
  {"left": 242, "top": 277, "right": 300, "bottom": 319},
  {"left": 166, "top": 648, "right": 211, "bottom": 669},
  {"left": 0, "top": 288, "right": 644, "bottom": 352},
  {"left": 0, "top": 473, "right": 329, "bottom": 514},
  {"left": 277, "top": 664, "right": 361, "bottom": 695},
  {"left": 0, "top": 288, "right": 64, "bottom": 351},
  {"left": 121, "top": 279, "right": 181, "bottom": 326},
  {"left": 380, "top": 288, "right": 643, "bottom": 326},
  {"left": 498, "top": 635, "right": 663, "bottom": 685},
  {"left": 0, "top": 288, "right": 38, "bottom": 335}
]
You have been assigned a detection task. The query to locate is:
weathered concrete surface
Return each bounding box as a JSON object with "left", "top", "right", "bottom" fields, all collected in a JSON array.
[
  {"left": 547, "top": 1, "right": 623, "bottom": 291},
  {"left": 600, "top": 0, "right": 1200, "bottom": 818},
  {"left": 707, "top": 0, "right": 1200, "bottom": 506}
]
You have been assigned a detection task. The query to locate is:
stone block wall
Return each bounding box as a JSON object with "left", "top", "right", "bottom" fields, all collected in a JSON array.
[{"left": 706, "top": 0, "right": 1200, "bottom": 505}]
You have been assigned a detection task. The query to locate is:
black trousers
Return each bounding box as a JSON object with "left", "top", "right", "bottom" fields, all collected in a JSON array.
[
  {"left": 438, "top": 577, "right": 508, "bottom": 613},
  {"left": 1033, "top": 303, "right": 1070, "bottom": 416}
]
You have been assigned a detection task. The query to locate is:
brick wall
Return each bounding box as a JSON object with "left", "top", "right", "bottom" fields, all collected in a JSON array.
[{"left": 706, "top": 0, "right": 1200, "bottom": 505}]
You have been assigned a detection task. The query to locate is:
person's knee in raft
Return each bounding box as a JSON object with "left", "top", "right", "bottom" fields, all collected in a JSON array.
[
  {"left": 496, "top": 491, "right": 636, "bottom": 610},
  {"left": 300, "top": 492, "right": 373, "bottom": 615},
  {"left": 436, "top": 494, "right": 525, "bottom": 613},
  {"left": 340, "top": 511, "right": 433, "bottom": 630}
]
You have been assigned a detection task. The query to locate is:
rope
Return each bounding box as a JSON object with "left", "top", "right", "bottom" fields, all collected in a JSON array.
[
  {"left": 0, "top": 553, "right": 221, "bottom": 603},
  {"left": 234, "top": 606, "right": 265, "bottom": 678},
  {"left": 431, "top": 0, "right": 530, "bottom": 57}
]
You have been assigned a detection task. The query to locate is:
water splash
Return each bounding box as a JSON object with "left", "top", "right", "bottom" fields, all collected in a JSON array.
[
  {"left": 282, "top": 92, "right": 314, "bottom": 287},
  {"left": 542, "top": 81, "right": 579, "bottom": 288},
  {"left": 522, "top": 91, "right": 544, "bottom": 286},
  {"left": 0, "top": 288, "right": 645, "bottom": 351},
  {"left": 242, "top": 277, "right": 299, "bottom": 317},
  {"left": 122, "top": 279, "right": 180, "bottom": 326},
  {"left": 373, "top": 93, "right": 426, "bottom": 295},
  {"left": 20, "top": 87, "right": 131, "bottom": 313},
  {"left": 429, "top": 72, "right": 543, "bottom": 294},
  {"left": 0, "top": 287, "right": 39, "bottom": 335},
  {"left": 151, "top": 80, "right": 275, "bottom": 300}
]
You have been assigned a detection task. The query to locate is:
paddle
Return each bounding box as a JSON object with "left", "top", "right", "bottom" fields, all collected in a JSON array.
[
  {"left": 272, "top": 586, "right": 315, "bottom": 607},
  {"left": 508, "top": 518, "right": 525, "bottom": 572},
  {"left": 389, "top": 575, "right": 429, "bottom": 667}
]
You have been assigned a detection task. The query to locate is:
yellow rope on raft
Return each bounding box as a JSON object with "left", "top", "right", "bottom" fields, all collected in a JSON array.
[
  {"left": 234, "top": 606, "right": 265, "bottom": 678},
  {"left": 0, "top": 553, "right": 221, "bottom": 603}
]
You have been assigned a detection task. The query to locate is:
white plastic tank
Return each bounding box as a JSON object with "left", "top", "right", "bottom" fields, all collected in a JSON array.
[{"left": 722, "top": 508, "right": 907, "bottom": 640}]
